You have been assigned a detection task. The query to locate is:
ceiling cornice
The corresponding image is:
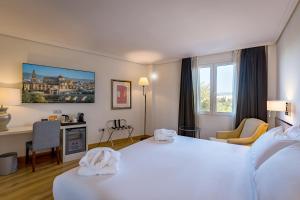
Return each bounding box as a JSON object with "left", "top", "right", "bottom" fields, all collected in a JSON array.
[
  {"left": 153, "top": 41, "right": 275, "bottom": 65},
  {"left": 275, "top": 0, "right": 299, "bottom": 42},
  {"left": 0, "top": 33, "right": 147, "bottom": 66},
  {"left": 0, "top": 32, "right": 276, "bottom": 67}
]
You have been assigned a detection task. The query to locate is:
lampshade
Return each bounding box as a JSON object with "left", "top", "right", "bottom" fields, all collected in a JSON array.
[
  {"left": 138, "top": 77, "right": 149, "bottom": 86},
  {"left": 0, "top": 88, "right": 21, "bottom": 106},
  {"left": 267, "top": 101, "right": 286, "bottom": 112}
]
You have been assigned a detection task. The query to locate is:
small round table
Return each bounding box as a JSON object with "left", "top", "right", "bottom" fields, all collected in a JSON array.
[{"left": 178, "top": 126, "right": 201, "bottom": 138}]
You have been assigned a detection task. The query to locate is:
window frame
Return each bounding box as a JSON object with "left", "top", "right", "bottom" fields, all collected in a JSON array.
[
  {"left": 198, "top": 65, "right": 212, "bottom": 114},
  {"left": 198, "top": 62, "right": 236, "bottom": 116}
]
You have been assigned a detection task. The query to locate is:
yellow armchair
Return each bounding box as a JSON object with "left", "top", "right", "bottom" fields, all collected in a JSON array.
[
  {"left": 216, "top": 119, "right": 247, "bottom": 139},
  {"left": 214, "top": 118, "right": 269, "bottom": 145}
]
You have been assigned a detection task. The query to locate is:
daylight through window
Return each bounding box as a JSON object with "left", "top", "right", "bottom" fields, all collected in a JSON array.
[{"left": 199, "top": 63, "right": 235, "bottom": 114}]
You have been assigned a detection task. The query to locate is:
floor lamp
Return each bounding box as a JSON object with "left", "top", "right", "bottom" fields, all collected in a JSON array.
[{"left": 138, "top": 77, "right": 149, "bottom": 140}]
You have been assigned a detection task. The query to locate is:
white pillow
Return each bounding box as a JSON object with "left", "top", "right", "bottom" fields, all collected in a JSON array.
[
  {"left": 284, "top": 125, "right": 300, "bottom": 139},
  {"left": 255, "top": 143, "right": 300, "bottom": 200},
  {"left": 250, "top": 126, "right": 297, "bottom": 170},
  {"left": 240, "top": 118, "right": 264, "bottom": 138}
]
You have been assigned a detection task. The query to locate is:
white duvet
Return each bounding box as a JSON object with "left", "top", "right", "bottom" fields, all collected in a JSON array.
[{"left": 53, "top": 136, "right": 255, "bottom": 200}]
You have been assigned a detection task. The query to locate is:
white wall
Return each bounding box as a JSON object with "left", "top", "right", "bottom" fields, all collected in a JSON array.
[
  {"left": 277, "top": 3, "right": 300, "bottom": 125},
  {"left": 150, "top": 62, "right": 181, "bottom": 132},
  {"left": 0, "top": 35, "right": 149, "bottom": 156},
  {"left": 268, "top": 44, "right": 277, "bottom": 100},
  {"left": 267, "top": 44, "right": 278, "bottom": 128},
  {"left": 197, "top": 115, "right": 234, "bottom": 139}
]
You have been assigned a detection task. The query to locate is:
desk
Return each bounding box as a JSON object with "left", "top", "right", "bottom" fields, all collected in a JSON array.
[
  {"left": 0, "top": 126, "right": 32, "bottom": 136},
  {"left": 0, "top": 123, "right": 87, "bottom": 163}
]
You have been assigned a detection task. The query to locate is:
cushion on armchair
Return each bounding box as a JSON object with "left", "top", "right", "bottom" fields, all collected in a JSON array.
[
  {"left": 212, "top": 118, "right": 268, "bottom": 145},
  {"left": 240, "top": 118, "right": 265, "bottom": 138},
  {"left": 227, "top": 123, "right": 269, "bottom": 145}
]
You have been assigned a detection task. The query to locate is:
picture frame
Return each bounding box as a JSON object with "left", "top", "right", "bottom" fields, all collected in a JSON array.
[
  {"left": 22, "top": 63, "right": 95, "bottom": 103},
  {"left": 111, "top": 79, "right": 132, "bottom": 110}
]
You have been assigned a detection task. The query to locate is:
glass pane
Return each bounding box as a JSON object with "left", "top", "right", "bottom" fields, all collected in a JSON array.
[
  {"left": 199, "top": 67, "right": 210, "bottom": 112},
  {"left": 216, "top": 64, "right": 234, "bottom": 112}
]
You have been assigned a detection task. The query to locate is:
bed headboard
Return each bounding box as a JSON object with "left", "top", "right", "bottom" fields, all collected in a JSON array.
[{"left": 275, "top": 117, "right": 293, "bottom": 131}]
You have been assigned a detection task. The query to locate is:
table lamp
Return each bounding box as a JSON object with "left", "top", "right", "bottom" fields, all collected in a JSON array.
[
  {"left": 138, "top": 77, "right": 149, "bottom": 139},
  {"left": 0, "top": 88, "right": 21, "bottom": 131},
  {"left": 267, "top": 100, "right": 289, "bottom": 115}
]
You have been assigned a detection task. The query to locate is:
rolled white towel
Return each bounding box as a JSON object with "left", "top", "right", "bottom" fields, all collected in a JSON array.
[
  {"left": 78, "top": 147, "right": 121, "bottom": 176},
  {"left": 154, "top": 129, "right": 177, "bottom": 142}
]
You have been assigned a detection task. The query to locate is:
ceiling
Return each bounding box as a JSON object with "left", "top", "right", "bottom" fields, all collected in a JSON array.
[{"left": 0, "top": 0, "right": 298, "bottom": 64}]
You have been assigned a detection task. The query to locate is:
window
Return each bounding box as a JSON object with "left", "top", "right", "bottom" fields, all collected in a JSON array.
[
  {"left": 199, "top": 63, "right": 235, "bottom": 114},
  {"left": 216, "top": 64, "right": 234, "bottom": 113}
]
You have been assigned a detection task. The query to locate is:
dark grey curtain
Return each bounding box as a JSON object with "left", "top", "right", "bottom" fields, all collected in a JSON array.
[
  {"left": 178, "top": 58, "right": 195, "bottom": 137},
  {"left": 235, "top": 46, "right": 267, "bottom": 127}
]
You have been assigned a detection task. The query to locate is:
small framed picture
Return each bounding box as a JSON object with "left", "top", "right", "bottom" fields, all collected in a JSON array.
[{"left": 111, "top": 79, "right": 132, "bottom": 110}]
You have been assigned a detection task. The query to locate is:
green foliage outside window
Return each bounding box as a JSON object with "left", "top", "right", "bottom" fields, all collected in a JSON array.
[
  {"left": 200, "top": 81, "right": 210, "bottom": 112},
  {"left": 200, "top": 82, "right": 233, "bottom": 113},
  {"left": 217, "top": 96, "right": 232, "bottom": 112}
]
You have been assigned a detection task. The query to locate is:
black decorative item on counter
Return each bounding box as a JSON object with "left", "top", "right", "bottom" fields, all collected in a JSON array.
[{"left": 77, "top": 113, "right": 85, "bottom": 123}]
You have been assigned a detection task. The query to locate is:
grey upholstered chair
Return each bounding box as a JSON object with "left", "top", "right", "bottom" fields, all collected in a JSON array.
[{"left": 25, "top": 121, "right": 61, "bottom": 172}]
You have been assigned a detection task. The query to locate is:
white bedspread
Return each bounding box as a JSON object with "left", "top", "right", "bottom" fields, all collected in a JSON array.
[{"left": 53, "top": 136, "right": 255, "bottom": 200}]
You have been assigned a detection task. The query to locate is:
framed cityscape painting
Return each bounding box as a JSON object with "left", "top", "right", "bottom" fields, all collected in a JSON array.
[
  {"left": 111, "top": 79, "right": 131, "bottom": 109},
  {"left": 22, "top": 63, "right": 95, "bottom": 103}
]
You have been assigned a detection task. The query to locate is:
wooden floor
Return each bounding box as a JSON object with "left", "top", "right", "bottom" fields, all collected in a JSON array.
[{"left": 0, "top": 136, "right": 146, "bottom": 200}]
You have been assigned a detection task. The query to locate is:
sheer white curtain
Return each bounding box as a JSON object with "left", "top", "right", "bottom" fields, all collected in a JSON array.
[
  {"left": 192, "top": 57, "right": 201, "bottom": 128},
  {"left": 192, "top": 51, "right": 240, "bottom": 130},
  {"left": 232, "top": 50, "right": 241, "bottom": 128}
]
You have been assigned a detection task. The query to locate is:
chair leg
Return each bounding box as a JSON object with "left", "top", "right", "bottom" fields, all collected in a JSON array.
[
  {"left": 25, "top": 146, "right": 29, "bottom": 164},
  {"left": 55, "top": 147, "right": 60, "bottom": 164},
  {"left": 51, "top": 147, "right": 55, "bottom": 157},
  {"left": 32, "top": 151, "right": 36, "bottom": 172}
]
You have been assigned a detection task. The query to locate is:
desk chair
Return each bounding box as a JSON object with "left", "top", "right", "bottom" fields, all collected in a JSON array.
[{"left": 25, "top": 121, "right": 61, "bottom": 172}]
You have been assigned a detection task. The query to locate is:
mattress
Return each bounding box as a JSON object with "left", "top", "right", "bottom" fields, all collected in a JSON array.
[{"left": 53, "top": 136, "right": 255, "bottom": 200}]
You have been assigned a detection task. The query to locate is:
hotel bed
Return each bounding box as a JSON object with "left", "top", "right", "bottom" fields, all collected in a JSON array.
[{"left": 53, "top": 136, "right": 255, "bottom": 200}]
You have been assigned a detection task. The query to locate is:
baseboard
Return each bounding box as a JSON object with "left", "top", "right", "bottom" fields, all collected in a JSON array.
[{"left": 88, "top": 135, "right": 150, "bottom": 149}]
